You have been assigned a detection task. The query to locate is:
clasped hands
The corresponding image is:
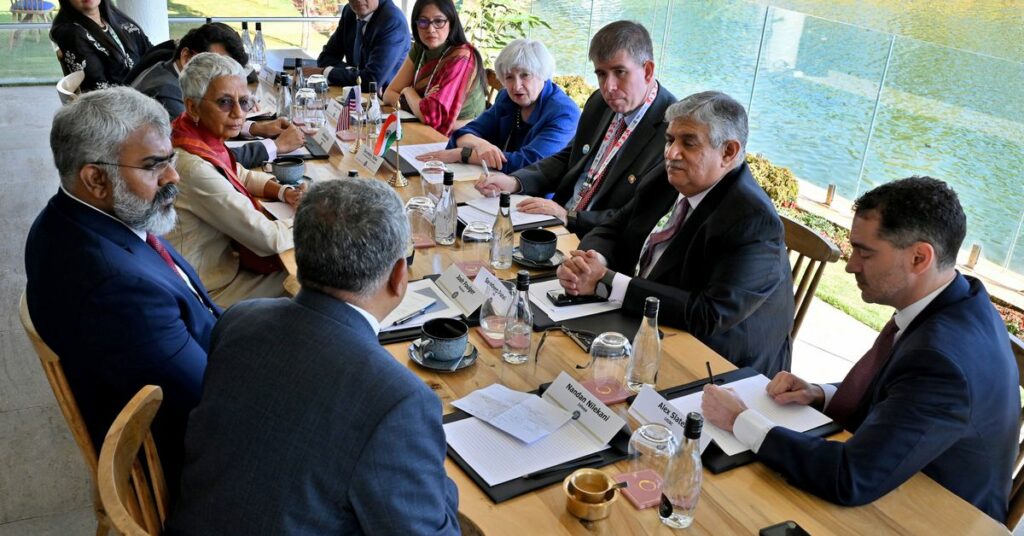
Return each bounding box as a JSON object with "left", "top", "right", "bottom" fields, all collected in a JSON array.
[
  {"left": 556, "top": 250, "right": 606, "bottom": 295},
  {"left": 249, "top": 117, "right": 305, "bottom": 154},
  {"left": 701, "top": 371, "right": 825, "bottom": 432}
]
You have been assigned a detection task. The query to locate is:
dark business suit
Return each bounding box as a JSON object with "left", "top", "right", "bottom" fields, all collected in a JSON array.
[
  {"left": 167, "top": 290, "right": 459, "bottom": 535},
  {"left": 24, "top": 188, "right": 220, "bottom": 488},
  {"left": 317, "top": 0, "right": 411, "bottom": 90},
  {"left": 131, "top": 60, "right": 269, "bottom": 168},
  {"left": 581, "top": 162, "right": 793, "bottom": 377},
  {"left": 756, "top": 274, "right": 1018, "bottom": 521},
  {"left": 512, "top": 83, "right": 675, "bottom": 236}
]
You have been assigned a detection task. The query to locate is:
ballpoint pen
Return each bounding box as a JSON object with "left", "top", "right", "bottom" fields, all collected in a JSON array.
[
  {"left": 392, "top": 304, "right": 433, "bottom": 326},
  {"left": 706, "top": 361, "right": 715, "bottom": 386}
]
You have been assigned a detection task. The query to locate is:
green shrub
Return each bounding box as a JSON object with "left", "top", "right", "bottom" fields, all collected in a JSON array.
[
  {"left": 746, "top": 153, "right": 798, "bottom": 209},
  {"left": 552, "top": 75, "right": 593, "bottom": 109}
]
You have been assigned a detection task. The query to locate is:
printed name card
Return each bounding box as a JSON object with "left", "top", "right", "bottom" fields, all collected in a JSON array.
[
  {"left": 436, "top": 264, "right": 484, "bottom": 316},
  {"left": 312, "top": 125, "right": 336, "bottom": 153},
  {"left": 257, "top": 65, "right": 277, "bottom": 86},
  {"left": 325, "top": 98, "right": 344, "bottom": 127},
  {"left": 355, "top": 143, "right": 385, "bottom": 174},
  {"left": 473, "top": 268, "right": 512, "bottom": 312},
  {"left": 628, "top": 386, "right": 710, "bottom": 453},
  {"left": 544, "top": 371, "right": 625, "bottom": 445}
]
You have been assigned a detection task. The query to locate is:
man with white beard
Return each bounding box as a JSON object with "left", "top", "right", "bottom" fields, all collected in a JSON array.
[{"left": 24, "top": 86, "right": 220, "bottom": 488}]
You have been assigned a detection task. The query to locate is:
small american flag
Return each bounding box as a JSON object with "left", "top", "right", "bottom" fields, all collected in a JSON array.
[{"left": 337, "top": 87, "right": 357, "bottom": 132}]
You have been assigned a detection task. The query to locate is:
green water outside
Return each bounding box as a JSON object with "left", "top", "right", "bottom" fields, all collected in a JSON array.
[{"left": 2, "top": 0, "right": 1022, "bottom": 270}]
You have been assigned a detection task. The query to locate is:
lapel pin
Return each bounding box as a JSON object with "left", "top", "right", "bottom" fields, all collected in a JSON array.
[
  {"left": 582, "top": 144, "right": 591, "bottom": 155},
  {"left": 628, "top": 174, "right": 637, "bottom": 184}
]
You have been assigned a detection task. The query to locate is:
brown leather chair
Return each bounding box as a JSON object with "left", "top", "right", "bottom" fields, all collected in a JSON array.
[
  {"left": 97, "top": 385, "right": 169, "bottom": 536},
  {"left": 19, "top": 293, "right": 112, "bottom": 536},
  {"left": 780, "top": 214, "right": 841, "bottom": 338}
]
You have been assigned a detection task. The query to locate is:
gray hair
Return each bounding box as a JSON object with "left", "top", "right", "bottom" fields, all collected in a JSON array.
[
  {"left": 179, "top": 52, "right": 246, "bottom": 102},
  {"left": 494, "top": 39, "right": 556, "bottom": 81},
  {"left": 294, "top": 179, "right": 410, "bottom": 297},
  {"left": 588, "top": 21, "right": 653, "bottom": 65},
  {"left": 50, "top": 86, "right": 170, "bottom": 189},
  {"left": 666, "top": 91, "right": 748, "bottom": 162}
]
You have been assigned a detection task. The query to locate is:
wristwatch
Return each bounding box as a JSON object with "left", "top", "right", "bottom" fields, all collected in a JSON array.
[
  {"left": 566, "top": 209, "right": 578, "bottom": 229},
  {"left": 461, "top": 146, "right": 473, "bottom": 164}
]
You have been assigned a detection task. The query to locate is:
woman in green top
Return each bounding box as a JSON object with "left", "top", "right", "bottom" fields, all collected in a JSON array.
[{"left": 382, "top": 0, "right": 487, "bottom": 136}]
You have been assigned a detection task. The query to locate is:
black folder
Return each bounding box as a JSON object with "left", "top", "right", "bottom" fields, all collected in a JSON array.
[
  {"left": 626, "top": 367, "right": 844, "bottom": 474},
  {"left": 301, "top": 134, "right": 331, "bottom": 160},
  {"left": 443, "top": 383, "right": 631, "bottom": 503},
  {"left": 382, "top": 149, "right": 420, "bottom": 177}
]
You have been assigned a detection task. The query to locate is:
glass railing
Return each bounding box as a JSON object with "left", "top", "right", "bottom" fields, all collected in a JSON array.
[{"left": 2, "top": 1, "right": 1022, "bottom": 272}]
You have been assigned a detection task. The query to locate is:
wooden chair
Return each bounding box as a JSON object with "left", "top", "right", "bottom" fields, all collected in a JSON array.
[
  {"left": 781, "top": 214, "right": 841, "bottom": 338},
  {"left": 57, "top": 70, "right": 85, "bottom": 104},
  {"left": 1006, "top": 334, "right": 1024, "bottom": 530},
  {"left": 98, "top": 385, "right": 170, "bottom": 536},
  {"left": 485, "top": 68, "right": 502, "bottom": 107},
  {"left": 19, "top": 293, "right": 112, "bottom": 536}
]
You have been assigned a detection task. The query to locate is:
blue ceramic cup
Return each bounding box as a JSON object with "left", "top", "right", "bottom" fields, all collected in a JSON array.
[
  {"left": 419, "top": 318, "right": 469, "bottom": 362},
  {"left": 271, "top": 156, "right": 305, "bottom": 185},
  {"left": 519, "top": 228, "right": 558, "bottom": 262}
]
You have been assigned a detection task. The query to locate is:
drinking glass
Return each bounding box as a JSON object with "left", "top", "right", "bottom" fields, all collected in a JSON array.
[
  {"left": 405, "top": 196, "right": 435, "bottom": 249},
  {"left": 479, "top": 280, "right": 515, "bottom": 341},
  {"left": 627, "top": 423, "right": 679, "bottom": 485},
  {"left": 461, "top": 221, "right": 493, "bottom": 260},
  {"left": 421, "top": 160, "right": 446, "bottom": 202},
  {"left": 294, "top": 88, "right": 319, "bottom": 134},
  {"left": 582, "top": 332, "right": 632, "bottom": 404}
]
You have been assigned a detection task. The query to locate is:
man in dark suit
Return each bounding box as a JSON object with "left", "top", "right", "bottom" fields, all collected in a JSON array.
[
  {"left": 475, "top": 21, "right": 675, "bottom": 237},
  {"left": 702, "top": 177, "right": 1019, "bottom": 522},
  {"left": 24, "top": 87, "right": 221, "bottom": 486},
  {"left": 305, "top": 0, "right": 410, "bottom": 91},
  {"left": 557, "top": 91, "right": 793, "bottom": 376},
  {"left": 168, "top": 179, "right": 459, "bottom": 534},
  {"left": 130, "top": 22, "right": 305, "bottom": 169}
]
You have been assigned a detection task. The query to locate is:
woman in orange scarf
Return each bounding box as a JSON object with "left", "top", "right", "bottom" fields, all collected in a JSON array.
[{"left": 168, "top": 52, "right": 301, "bottom": 307}]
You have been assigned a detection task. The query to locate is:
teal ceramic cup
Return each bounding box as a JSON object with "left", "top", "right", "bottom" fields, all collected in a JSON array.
[{"left": 419, "top": 318, "right": 469, "bottom": 361}]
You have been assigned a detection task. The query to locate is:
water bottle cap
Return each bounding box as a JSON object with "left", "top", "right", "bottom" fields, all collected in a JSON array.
[
  {"left": 241, "top": 21, "right": 248, "bottom": 28},
  {"left": 684, "top": 411, "right": 703, "bottom": 439},
  {"left": 499, "top": 191, "right": 510, "bottom": 206},
  {"left": 643, "top": 296, "right": 659, "bottom": 317},
  {"left": 516, "top": 270, "right": 530, "bottom": 290},
  {"left": 347, "top": 170, "right": 358, "bottom": 178},
  {"left": 255, "top": 22, "right": 262, "bottom": 30},
  {"left": 443, "top": 170, "right": 454, "bottom": 185}
]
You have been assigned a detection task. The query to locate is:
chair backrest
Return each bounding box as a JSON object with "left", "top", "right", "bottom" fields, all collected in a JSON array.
[
  {"left": 1006, "top": 334, "right": 1024, "bottom": 529},
  {"left": 780, "top": 214, "right": 842, "bottom": 338},
  {"left": 57, "top": 70, "right": 84, "bottom": 104},
  {"left": 98, "top": 385, "right": 169, "bottom": 536},
  {"left": 485, "top": 68, "right": 502, "bottom": 106}
]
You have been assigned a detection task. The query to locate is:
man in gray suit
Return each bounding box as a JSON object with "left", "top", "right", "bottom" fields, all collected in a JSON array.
[
  {"left": 167, "top": 180, "right": 460, "bottom": 535},
  {"left": 475, "top": 21, "right": 675, "bottom": 236},
  {"left": 131, "top": 22, "right": 304, "bottom": 169}
]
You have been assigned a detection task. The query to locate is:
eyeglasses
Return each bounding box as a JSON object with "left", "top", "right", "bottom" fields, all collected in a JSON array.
[
  {"left": 204, "top": 96, "right": 256, "bottom": 113},
  {"left": 415, "top": 17, "right": 449, "bottom": 29},
  {"left": 90, "top": 152, "right": 178, "bottom": 175}
]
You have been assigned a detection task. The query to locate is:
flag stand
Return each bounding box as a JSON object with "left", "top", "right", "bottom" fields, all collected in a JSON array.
[{"left": 389, "top": 135, "right": 408, "bottom": 188}]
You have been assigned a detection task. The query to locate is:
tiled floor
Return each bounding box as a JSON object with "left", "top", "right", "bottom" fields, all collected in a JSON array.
[{"left": 0, "top": 85, "right": 879, "bottom": 534}]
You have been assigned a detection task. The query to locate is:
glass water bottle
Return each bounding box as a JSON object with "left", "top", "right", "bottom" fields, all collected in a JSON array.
[
  {"left": 252, "top": 22, "right": 266, "bottom": 69},
  {"left": 240, "top": 22, "right": 253, "bottom": 67},
  {"left": 490, "top": 191, "right": 513, "bottom": 269},
  {"left": 660, "top": 412, "right": 703, "bottom": 529},
  {"left": 432, "top": 171, "right": 457, "bottom": 246},
  {"left": 502, "top": 270, "right": 533, "bottom": 364},
  {"left": 625, "top": 297, "right": 661, "bottom": 392}
]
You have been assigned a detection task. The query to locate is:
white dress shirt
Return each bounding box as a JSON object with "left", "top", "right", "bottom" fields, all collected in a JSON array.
[
  {"left": 348, "top": 301, "right": 381, "bottom": 335},
  {"left": 732, "top": 276, "right": 956, "bottom": 453}
]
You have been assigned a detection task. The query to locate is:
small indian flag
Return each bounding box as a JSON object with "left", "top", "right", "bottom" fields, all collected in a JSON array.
[{"left": 373, "top": 112, "right": 402, "bottom": 157}]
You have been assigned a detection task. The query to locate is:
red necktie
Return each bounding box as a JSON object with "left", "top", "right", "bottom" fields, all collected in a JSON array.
[
  {"left": 638, "top": 198, "right": 689, "bottom": 275},
  {"left": 826, "top": 317, "right": 899, "bottom": 428},
  {"left": 576, "top": 119, "right": 628, "bottom": 211},
  {"left": 146, "top": 233, "right": 179, "bottom": 273}
]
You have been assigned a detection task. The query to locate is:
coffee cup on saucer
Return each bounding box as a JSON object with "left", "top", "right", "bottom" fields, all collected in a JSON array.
[
  {"left": 519, "top": 229, "right": 558, "bottom": 263},
  {"left": 270, "top": 156, "right": 305, "bottom": 185},
  {"left": 418, "top": 318, "right": 469, "bottom": 362}
]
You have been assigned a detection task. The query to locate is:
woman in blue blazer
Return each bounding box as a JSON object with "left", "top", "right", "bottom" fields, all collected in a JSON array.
[{"left": 417, "top": 39, "right": 580, "bottom": 174}]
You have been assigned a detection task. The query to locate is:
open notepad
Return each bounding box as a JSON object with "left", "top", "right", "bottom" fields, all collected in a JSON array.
[
  {"left": 445, "top": 372, "right": 625, "bottom": 487},
  {"left": 391, "top": 142, "right": 483, "bottom": 180}
]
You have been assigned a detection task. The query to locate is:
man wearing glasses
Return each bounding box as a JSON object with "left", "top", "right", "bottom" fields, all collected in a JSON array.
[
  {"left": 24, "top": 87, "right": 221, "bottom": 490},
  {"left": 306, "top": 0, "right": 411, "bottom": 91}
]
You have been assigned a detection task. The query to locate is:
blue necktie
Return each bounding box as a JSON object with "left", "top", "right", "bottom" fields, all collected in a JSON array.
[{"left": 353, "top": 19, "right": 366, "bottom": 69}]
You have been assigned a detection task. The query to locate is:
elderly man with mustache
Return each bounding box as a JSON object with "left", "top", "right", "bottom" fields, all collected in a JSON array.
[{"left": 556, "top": 91, "right": 794, "bottom": 377}]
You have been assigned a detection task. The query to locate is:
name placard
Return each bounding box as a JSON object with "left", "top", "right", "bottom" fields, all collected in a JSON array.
[
  {"left": 436, "top": 264, "right": 484, "bottom": 316},
  {"left": 473, "top": 268, "right": 511, "bottom": 312},
  {"left": 355, "top": 143, "right": 385, "bottom": 174},
  {"left": 544, "top": 371, "right": 625, "bottom": 445},
  {"left": 325, "top": 98, "right": 344, "bottom": 127},
  {"left": 312, "top": 125, "right": 336, "bottom": 153}
]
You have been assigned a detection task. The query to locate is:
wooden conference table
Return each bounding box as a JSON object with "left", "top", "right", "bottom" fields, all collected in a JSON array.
[{"left": 272, "top": 113, "right": 1007, "bottom": 535}]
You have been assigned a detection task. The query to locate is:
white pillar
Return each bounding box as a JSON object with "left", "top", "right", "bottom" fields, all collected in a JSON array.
[{"left": 116, "top": 0, "right": 170, "bottom": 44}]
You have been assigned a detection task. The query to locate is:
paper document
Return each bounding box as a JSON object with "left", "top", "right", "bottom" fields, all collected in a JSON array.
[
  {"left": 261, "top": 201, "right": 295, "bottom": 221},
  {"left": 380, "top": 279, "right": 461, "bottom": 332},
  {"left": 380, "top": 290, "right": 436, "bottom": 329},
  {"left": 453, "top": 384, "right": 571, "bottom": 444},
  {"left": 392, "top": 142, "right": 482, "bottom": 180},
  {"left": 669, "top": 374, "right": 833, "bottom": 456},
  {"left": 462, "top": 195, "right": 560, "bottom": 227},
  {"left": 528, "top": 279, "right": 622, "bottom": 322},
  {"left": 445, "top": 372, "right": 625, "bottom": 486}
]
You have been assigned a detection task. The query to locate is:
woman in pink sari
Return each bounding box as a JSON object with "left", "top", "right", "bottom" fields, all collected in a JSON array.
[{"left": 382, "top": 0, "right": 487, "bottom": 136}]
